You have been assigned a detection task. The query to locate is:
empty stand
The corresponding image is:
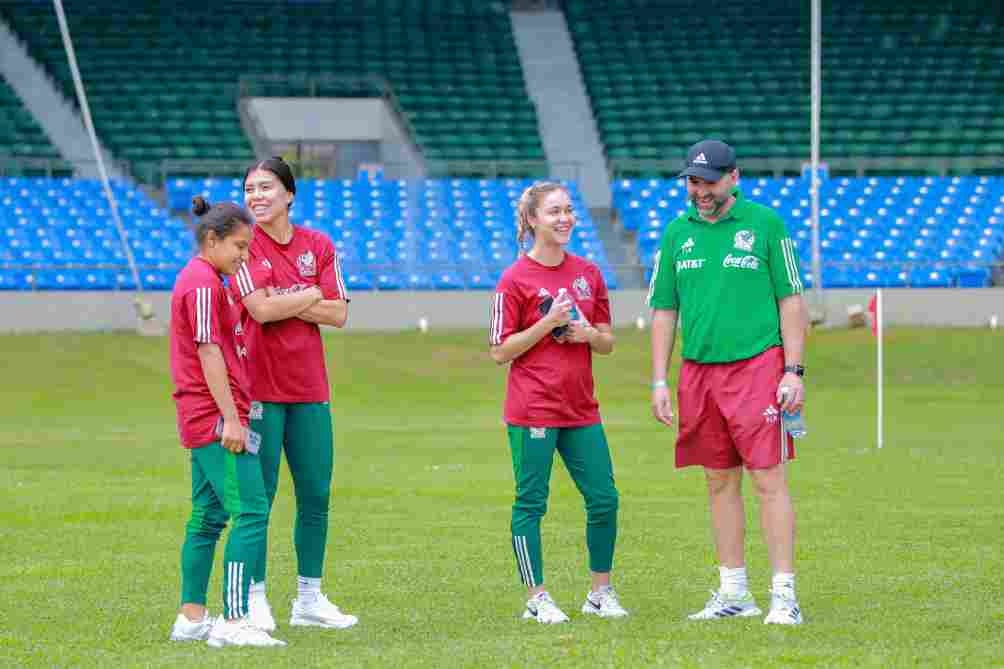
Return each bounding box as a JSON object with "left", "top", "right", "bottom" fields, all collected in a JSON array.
[
  {"left": 0, "top": 175, "right": 615, "bottom": 290},
  {"left": 617, "top": 175, "right": 1004, "bottom": 288},
  {"left": 565, "top": 0, "right": 1004, "bottom": 165},
  {"left": 0, "top": 75, "right": 58, "bottom": 160},
  {"left": 1, "top": 1, "right": 544, "bottom": 178}
]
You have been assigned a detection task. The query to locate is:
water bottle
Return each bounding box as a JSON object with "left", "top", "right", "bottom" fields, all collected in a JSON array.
[
  {"left": 558, "top": 288, "right": 579, "bottom": 321},
  {"left": 782, "top": 409, "right": 807, "bottom": 439},
  {"left": 779, "top": 387, "right": 807, "bottom": 439}
]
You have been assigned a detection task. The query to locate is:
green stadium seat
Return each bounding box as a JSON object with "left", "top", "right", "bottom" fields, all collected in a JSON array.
[
  {"left": 1, "top": 0, "right": 544, "bottom": 179},
  {"left": 564, "top": 0, "right": 1003, "bottom": 167}
]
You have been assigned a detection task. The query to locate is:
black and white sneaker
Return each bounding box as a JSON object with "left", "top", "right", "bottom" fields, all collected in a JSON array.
[{"left": 581, "top": 585, "right": 628, "bottom": 618}]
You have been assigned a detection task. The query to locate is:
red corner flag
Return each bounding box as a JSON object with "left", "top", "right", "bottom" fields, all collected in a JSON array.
[{"left": 867, "top": 293, "right": 878, "bottom": 336}]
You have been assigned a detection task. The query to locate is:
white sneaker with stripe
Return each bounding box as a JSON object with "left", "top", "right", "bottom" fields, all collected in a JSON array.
[
  {"left": 206, "top": 617, "right": 287, "bottom": 648},
  {"left": 522, "top": 591, "right": 569, "bottom": 624},
  {"left": 169, "top": 612, "right": 215, "bottom": 641},
  {"left": 687, "top": 590, "right": 762, "bottom": 620},
  {"left": 581, "top": 586, "right": 629, "bottom": 618},
  {"left": 764, "top": 588, "right": 803, "bottom": 625},
  {"left": 290, "top": 593, "right": 359, "bottom": 629}
]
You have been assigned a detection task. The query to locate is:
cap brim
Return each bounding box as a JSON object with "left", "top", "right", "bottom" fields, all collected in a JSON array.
[{"left": 678, "top": 166, "right": 728, "bottom": 182}]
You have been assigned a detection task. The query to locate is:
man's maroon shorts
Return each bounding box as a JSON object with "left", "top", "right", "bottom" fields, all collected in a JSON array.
[{"left": 676, "top": 346, "right": 795, "bottom": 470}]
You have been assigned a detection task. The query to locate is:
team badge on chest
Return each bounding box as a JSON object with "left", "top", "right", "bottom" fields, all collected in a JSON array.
[
  {"left": 734, "top": 230, "right": 755, "bottom": 252},
  {"left": 297, "top": 250, "right": 317, "bottom": 277},
  {"left": 572, "top": 275, "right": 592, "bottom": 300}
]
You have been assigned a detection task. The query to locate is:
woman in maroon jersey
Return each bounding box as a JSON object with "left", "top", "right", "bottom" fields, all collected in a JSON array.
[
  {"left": 167, "top": 197, "right": 286, "bottom": 647},
  {"left": 489, "top": 181, "right": 627, "bottom": 624},
  {"left": 230, "top": 157, "right": 357, "bottom": 631}
]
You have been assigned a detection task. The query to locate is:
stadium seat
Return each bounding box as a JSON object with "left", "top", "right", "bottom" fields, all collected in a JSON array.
[
  {"left": 566, "top": 0, "right": 1004, "bottom": 164},
  {"left": 618, "top": 175, "right": 1003, "bottom": 288},
  {"left": 2, "top": 0, "right": 544, "bottom": 176}
]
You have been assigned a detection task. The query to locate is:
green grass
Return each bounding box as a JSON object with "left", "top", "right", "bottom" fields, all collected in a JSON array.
[{"left": 1, "top": 327, "right": 1002, "bottom": 667}]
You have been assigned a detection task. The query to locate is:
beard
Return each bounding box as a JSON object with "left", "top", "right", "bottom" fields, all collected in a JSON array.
[{"left": 691, "top": 192, "right": 731, "bottom": 217}]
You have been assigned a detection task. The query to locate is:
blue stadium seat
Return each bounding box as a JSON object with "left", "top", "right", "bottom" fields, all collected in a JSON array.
[
  {"left": 374, "top": 272, "right": 404, "bottom": 291},
  {"left": 0, "top": 269, "right": 24, "bottom": 290},
  {"left": 466, "top": 270, "right": 499, "bottom": 290},
  {"left": 432, "top": 271, "right": 465, "bottom": 290},
  {"left": 616, "top": 176, "right": 1003, "bottom": 290},
  {"left": 33, "top": 269, "right": 84, "bottom": 290},
  {"left": 344, "top": 272, "right": 375, "bottom": 291}
]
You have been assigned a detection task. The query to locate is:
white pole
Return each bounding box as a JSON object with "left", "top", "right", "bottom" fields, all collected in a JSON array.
[
  {"left": 876, "top": 288, "right": 884, "bottom": 449},
  {"left": 52, "top": 0, "right": 152, "bottom": 322},
  {"left": 810, "top": 0, "right": 823, "bottom": 306}
]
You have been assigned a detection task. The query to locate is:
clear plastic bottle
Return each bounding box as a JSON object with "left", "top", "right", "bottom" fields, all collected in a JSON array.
[
  {"left": 779, "top": 387, "right": 807, "bottom": 439},
  {"left": 782, "top": 409, "right": 807, "bottom": 439},
  {"left": 557, "top": 288, "right": 579, "bottom": 321}
]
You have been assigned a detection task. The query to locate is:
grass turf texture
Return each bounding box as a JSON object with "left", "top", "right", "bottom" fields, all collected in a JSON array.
[{"left": 0, "top": 327, "right": 1001, "bottom": 667}]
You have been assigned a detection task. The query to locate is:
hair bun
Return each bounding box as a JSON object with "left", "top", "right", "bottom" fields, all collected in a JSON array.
[{"left": 191, "top": 195, "right": 212, "bottom": 217}]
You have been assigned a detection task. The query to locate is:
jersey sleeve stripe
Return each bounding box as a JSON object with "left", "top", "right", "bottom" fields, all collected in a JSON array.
[
  {"left": 235, "top": 264, "right": 254, "bottom": 297},
  {"left": 195, "top": 287, "right": 212, "bottom": 343},
  {"left": 646, "top": 249, "right": 662, "bottom": 306},
  {"left": 781, "top": 239, "right": 804, "bottom": 293},
  {"left": 333, "top": 254, "right": 348, "bottom": 300},
  {"left": 490, "top": 292, "right": 504, "bottom": 345}
]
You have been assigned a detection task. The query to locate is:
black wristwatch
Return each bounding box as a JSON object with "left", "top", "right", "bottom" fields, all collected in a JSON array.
[{"left": 784, "top": 364, "right": 805, "bottom": 377}]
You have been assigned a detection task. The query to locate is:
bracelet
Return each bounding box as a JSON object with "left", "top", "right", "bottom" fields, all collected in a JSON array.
[{"left": 652, "top": 380, "right": 668, "bottom": 389}]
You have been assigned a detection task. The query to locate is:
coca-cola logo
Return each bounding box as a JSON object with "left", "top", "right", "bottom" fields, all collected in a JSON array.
[{"left": 722, "top": 254, "right": 760, "bottom": 270}]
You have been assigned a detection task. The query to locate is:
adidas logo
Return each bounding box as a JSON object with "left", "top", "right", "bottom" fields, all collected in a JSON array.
[
  {"left": 693, "top": 152, "right": 708, "bottom": 165},
  {"left": 681, "top": 237, "right": 695, "bottom": 253},
  {"left": 762, "top": 405, "right": 779, "bottom": 424}
]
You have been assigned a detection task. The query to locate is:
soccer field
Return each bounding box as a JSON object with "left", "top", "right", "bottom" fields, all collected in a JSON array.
[{"left": 0, "top": 326, "right": 1001, "bottom": 667}]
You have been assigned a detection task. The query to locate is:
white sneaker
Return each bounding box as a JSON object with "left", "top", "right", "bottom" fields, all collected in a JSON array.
[
  {"left": 687, "top": 590, "right": 763, "bottom": 620},
  {"left": 206, "top": 617, "right": 287, "bottom": 648},
  {"left": 289, "top": 593, "right": 359, "bottom": 629},
  {"left": 522, "top": 591, "right": 570, "bottom": 624},
  {"left": 764, "top": 588, "right": 804, "bottom": 625},
  {"left": 249, "top": 590, "right": 277, "bottom": 632},
  {"left": 581, "top": 585, "right": 629, "bottom": 618},
  {"left": 169, "top": 612, "right": 215, "bottom": 641}
]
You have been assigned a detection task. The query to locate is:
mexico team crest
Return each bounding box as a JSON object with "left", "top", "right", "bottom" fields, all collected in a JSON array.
[
  {"left": 572, "top": 276, "right": 591, "bottom": 300},
  {"left": 297, "top": 250, "right": 316, "bottom": 277},
  {"left": 734, "top": 230, "right": 755, "bottom": 252}
]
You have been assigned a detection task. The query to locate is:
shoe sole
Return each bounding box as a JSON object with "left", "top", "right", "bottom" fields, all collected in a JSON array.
[
  {"left": 688, "top": 607, "right": 763, "bottom": 620},
  {"left": 764, "top": 615, "right": 803, "bottom": 625},
  {"left": 250, "top": 621, "right": 277, "bottom": 633},
  {"left": 522, "top": 610, "right": 568, "bottom": 624},
  {"left": 169, "top": 633, "right": 208, "bottom": 642},
  {"left": 207, "top": 639, "right": 287, "bottom": 648},
  {"left": 580, "top": 604, "right": 629, "bottom": 618},
  {"left": 289, "top": 616, "right": 358, "bottom": 629}
]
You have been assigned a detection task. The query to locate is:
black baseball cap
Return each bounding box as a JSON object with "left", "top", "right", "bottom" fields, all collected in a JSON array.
[{"left": 678, "top": 139, "right": 737, "bottom": 182}]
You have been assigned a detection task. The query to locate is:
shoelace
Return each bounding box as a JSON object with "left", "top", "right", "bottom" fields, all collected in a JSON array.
[
  {"left": 533, "top": 593, "right": 558, "bottom": 613},
  {"left": 704, "top": 590, "right": 727, "bottom": 610},
  {"left": 769, "top": 589, "right": 797, "bottom": 610},
  {"left": 597, "top": 588, "right": 621, "bottom": 609}
]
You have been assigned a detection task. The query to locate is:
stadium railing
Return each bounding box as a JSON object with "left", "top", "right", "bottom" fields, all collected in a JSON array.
[
  {"left": 159, "top": 158, "right": 584, "bottom": 183},
  {"left": 610, "top": 157, "right": 1004, "bottom": 179},
  {"left": 0, "top": 155, "right": 133, "bottom": 179}
]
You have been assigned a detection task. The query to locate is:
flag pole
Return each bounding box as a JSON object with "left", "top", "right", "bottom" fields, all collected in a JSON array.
[{"left": 877, "top": 288, "right": 884, "bottom": 449}]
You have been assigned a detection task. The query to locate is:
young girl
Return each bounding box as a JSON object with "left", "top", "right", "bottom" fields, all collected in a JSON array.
[
  {"left": 489, "top": 181, "right": 628, "bottom": 624},
  {"left": 230, "top": 157, "right": 356, "bottom": 631},
  {"left": 167, "top": 197, "right": 286, "bottom": 648}
]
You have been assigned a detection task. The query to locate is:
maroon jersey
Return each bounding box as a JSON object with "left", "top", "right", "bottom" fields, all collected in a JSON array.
[
  {"left": 170, "top": 256, "right": 249, "bottom": 448},
  {"left": 490, "top": 253, "right": 612, "bottom": 427},
  {"left": 231, "top": 225, "right": 347, "bottom": 403}
]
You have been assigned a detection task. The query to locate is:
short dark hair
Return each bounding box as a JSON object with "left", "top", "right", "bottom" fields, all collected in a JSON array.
[
  {"left": 191, "top": 196, "right": 253, "bottom": 246},
  {"left": 243, "top": 156, "right": 296, "bottom": 209}
]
